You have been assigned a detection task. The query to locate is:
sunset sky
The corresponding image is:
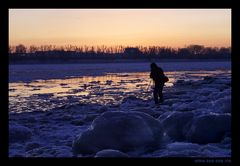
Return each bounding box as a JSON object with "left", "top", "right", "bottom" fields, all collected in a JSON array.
[{"left": 9, "top": 9, "right": 231, "bottom": 48}]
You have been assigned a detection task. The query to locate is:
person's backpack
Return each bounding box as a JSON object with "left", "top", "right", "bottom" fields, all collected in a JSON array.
[{"left": 163, "top": 75, "right": 169, "bottom": 83}]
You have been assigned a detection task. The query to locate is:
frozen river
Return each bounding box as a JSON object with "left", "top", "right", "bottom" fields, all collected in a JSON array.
[
  {"left": 9, "top": 70, "right": 230, "bottom": 113},
  {"left": 9, "top": 61, "right": 231, "bottom": 82},
  {"left": 9, "top": 61, "right": 231, "bottom": 157}
]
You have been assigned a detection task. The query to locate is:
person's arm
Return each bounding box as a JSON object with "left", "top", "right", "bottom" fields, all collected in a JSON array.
[
  {"left": 158, "top": 68, "right": 165, "bottom": 81},
  {"left": 159, "top": 67, "right": 164, "bottom": 75},
  {"left": 150, "top": 71, "right": 153, "bottom": 78}
]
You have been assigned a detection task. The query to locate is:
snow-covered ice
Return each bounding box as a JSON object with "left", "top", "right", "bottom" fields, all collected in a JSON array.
[
  {"left": 95, "top": 149, "right": 129, "bottom": 158},
  {"left": 72, "top": 111, "right": 163, "bottom": 156},
  {"left": 9, "top": 61, "right": 230, "bottom": 83},
  {"left": 9, "top": 61, "right": 231, "bottom": 157}
]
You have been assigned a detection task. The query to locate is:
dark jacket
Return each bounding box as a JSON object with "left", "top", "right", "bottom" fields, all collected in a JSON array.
[{"left": 150, "top": 66, "right": 164, "bottom": 85}]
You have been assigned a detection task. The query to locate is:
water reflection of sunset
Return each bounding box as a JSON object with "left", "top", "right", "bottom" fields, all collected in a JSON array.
[{"left": 9, "top": 70, "right": 231, "bottom": 112}]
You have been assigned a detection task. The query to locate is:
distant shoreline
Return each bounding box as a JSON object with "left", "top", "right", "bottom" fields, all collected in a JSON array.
[{"left": 9, "top": 59, "right": 231, "bottom": 65}]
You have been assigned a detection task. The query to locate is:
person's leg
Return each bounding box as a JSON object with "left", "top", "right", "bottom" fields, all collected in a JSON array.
[
  {"left": 153, "top": 87, "right": 159, "bottom": 104},
  {"left": 159, "top": 84, "right": 164, "bottom": 103}
]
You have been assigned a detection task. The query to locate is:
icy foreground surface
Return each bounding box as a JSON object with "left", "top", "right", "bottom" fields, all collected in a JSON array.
[
  {"left": 9, "top": 63, "right": 231, "bottom": 157},
  {"left": 72, "top": 111, "right": 164, "bottom": 156}
]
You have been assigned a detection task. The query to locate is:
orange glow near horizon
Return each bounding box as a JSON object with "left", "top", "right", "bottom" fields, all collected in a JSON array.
[{"left": 9, "top": 9, "right": 231, "bottom": 48}]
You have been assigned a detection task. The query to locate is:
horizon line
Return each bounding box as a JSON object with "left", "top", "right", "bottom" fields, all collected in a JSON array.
[{"left": 9, "top": 44, "right": 231, "bottom": 49}]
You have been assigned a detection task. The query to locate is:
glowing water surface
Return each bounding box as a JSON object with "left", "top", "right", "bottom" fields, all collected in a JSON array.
[{"left": 9, "top": 70, "right": 230, "bottom": 113}]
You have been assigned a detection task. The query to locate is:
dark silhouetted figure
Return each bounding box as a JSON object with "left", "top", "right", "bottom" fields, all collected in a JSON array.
[{"left": 150, "top": 63, "right": 166, "bottom": 104}]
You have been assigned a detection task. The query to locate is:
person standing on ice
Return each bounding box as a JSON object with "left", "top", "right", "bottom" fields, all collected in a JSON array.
[{"left": 150, "top": 62, "right": 168, "bottom": 104}]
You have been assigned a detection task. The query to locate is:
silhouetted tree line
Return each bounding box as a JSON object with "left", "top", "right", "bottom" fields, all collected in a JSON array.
[{"left": 9, "top": 44, "right": 231, "bottom": 63}]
